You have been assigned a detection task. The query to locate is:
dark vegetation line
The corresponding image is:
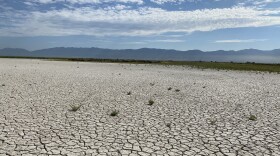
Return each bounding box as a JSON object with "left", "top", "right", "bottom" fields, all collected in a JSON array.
[{"left": 1, "top": 56, "right": 280, "bottom": 73}]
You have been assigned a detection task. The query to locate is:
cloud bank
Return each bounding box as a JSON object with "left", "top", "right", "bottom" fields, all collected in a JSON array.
[{"left": 1, "top": 0, "right": 280, "bottom": 37}]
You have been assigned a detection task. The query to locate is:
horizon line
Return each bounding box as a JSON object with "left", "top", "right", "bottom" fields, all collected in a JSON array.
[{"left": 1, "top": 47, "right": 279, "bottom": 52}]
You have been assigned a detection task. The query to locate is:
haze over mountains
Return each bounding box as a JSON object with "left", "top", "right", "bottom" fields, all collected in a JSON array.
[{"left": 0, "top": 47, "right": 280, "bottom": 64}]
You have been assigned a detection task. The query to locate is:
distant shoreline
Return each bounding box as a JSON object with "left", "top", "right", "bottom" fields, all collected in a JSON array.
[{"left": 1, "top": 56, "right": 279, "bottom": 73}]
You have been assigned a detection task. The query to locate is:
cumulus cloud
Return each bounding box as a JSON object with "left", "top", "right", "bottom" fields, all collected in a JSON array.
[{"left": 1, "top": 6, "right": 280, "bottom": 37}]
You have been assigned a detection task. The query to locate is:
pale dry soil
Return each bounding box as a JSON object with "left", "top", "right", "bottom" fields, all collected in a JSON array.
[{"left": 0, "top": 59, "right": 279, "bottom": 156}]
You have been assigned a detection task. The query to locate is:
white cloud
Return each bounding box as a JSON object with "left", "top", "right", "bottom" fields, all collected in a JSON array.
[
  {"left": 150, "top": 0, "right": 204, "bottom": 5},
  {"left": 104, "top": 4, "right": 131, "bottom": 10},
  {"left": 252, "top": 0, "right": 280, "bottom": 5},
  {"left": 237, "top": 0, "right": 280, "bottom": 8},
  {"left": 215, "top": 39, "right": 268, "bottom": 43},
  {"left": 151, "top": 0, "right": 182, "bottom": 4},
  {"left": 1, "top": 6, "right": 280, "bottom": 37},
  {"left": 28, "top": 0, "right": 144, "bottom": 4}
]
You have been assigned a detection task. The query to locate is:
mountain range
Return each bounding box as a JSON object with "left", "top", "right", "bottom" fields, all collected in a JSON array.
[{"left": 0, "top": 47, "right": 280, "bottom": 63}]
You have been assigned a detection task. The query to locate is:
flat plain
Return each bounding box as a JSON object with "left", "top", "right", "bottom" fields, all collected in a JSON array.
[{"left": 0, "top": 58, "right": 279, "bottom": 156}]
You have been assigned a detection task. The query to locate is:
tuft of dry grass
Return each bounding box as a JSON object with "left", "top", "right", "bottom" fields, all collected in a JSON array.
[
  {"left": 110, "top": 110, "right": 119, "bottom": 117},
  {"left": 148, "top": 99, "right": 154, "bottom": 105},
  {"left": 166, "top": 123, "right": 171, "bottom": 128},
  {"left": 249, "top": 115, "right": 257, "bottom": 121},
  {"left": 209, "top": 118, "right": 217, "bottom": 125}
]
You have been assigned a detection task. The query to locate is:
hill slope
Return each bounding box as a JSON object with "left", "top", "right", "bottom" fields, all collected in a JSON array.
[{"left": 0, "top": 47, "right": 279, "bottom": 63}]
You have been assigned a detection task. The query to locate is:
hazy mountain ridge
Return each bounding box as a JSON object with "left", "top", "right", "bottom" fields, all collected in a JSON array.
[{"left": 0, "top": 47, "right": 279, "bottom": 63}]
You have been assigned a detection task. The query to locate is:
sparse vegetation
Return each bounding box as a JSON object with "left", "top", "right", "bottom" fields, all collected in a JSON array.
[
  {"left": 110, "top": 110, "right": 119, "bottom": 117},
  {"left": 69, "top": 104, "right": 81, "bottom": 112},
  {"left": 249, "top": 115, "right": 257, "bottom": 121},
  {"left": 1, "top": 57, "right": 279, "bottom": 73},
  {"left": 160, "top": 61, "right": 280, "bottom": 73},
  {"left": 150, "top": 83, "right": 155, "bottom": 86},
  {"left": 148, "top": 99, "right": 154, "bottom": 105}
]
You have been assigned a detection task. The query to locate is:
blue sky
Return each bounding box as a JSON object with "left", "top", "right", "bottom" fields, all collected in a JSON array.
[{"left": 1, "top": 0, "right": 280, "bottom": 51}]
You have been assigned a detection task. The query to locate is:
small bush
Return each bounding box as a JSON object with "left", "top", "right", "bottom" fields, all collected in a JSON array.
[
  {"left": 175, "top": 89, "right": 180, "bottom": 92},
  {"left": 110, "top": 110, "right": 119, "bottom": 117},
  {"left": 166, "top": 123, "right": 171, "bottom": 128},
  {"left": 209, "top": 118, "right": 217, "bottom": 125},
  {"left": 249, "top": 115, "right": 257, "bottom": 121},
  {"left": 69, "top": 104, "right": 81, "bottom": 112},
  {"left": 127, "top": 91, "right": 131, "bottom": 95},
  {"left": 168, "top": 87, "right": 172, "bottom": 91},
  {"left": 148, "top": 99, "right": 154, "bottom": 105},
  {"left": 150, "top": 83, "right": 155, "bottom": 86},
  {"left": 1, "top": 84, "right": 5, "bottom": 86}
]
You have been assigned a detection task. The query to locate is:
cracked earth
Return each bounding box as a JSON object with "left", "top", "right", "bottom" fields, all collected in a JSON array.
[{"left": 0, "top": 59, "right": 280, "bottom": 156}]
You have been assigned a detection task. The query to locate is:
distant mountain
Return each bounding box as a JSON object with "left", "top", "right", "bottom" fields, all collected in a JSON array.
[
  {"left": 0, "top": 48, "right": 31, "bottom": 57},
  {"left": 0, "top": 47, "right": 280, "bottom": 63}
]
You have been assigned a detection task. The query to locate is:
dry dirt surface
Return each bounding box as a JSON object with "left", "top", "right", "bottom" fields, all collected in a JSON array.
[{"left": 0, "top": 58, "right": 280, "bottom": 156}]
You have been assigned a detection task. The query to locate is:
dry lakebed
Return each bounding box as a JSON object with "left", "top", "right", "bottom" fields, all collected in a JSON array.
[{"left": 0, "top": 58, "right": 279, "bottom": 156}]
